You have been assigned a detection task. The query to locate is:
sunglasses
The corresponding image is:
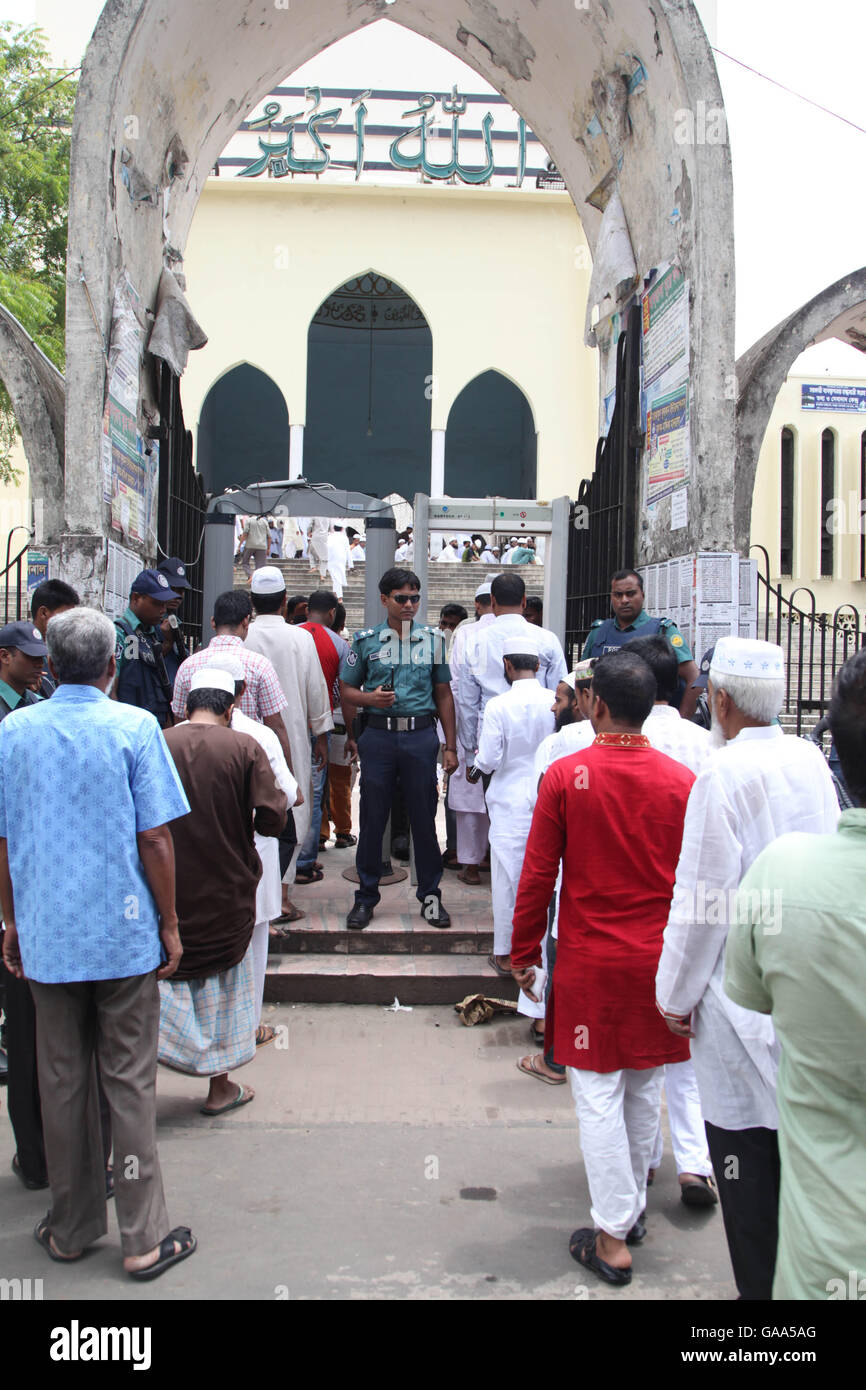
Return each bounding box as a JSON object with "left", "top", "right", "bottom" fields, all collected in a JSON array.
[{"left": 391, "top": 594, "right": 420, "bottom": 605}]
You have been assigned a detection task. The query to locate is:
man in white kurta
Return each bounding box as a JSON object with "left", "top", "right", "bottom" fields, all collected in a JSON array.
[
  {"left": 655, "top": 636, "right": 839, "bottom": 1301},
  {"left": 628, "top": 633, "right": 717, "bottom": 1207},
  {"left": 474, "top": 635, "right": 554, "bottom": 974},
  {"left": 218, "top": 656, "right": 299, "bottom": 1032},
  {"left": 243, "top": 567, "right": 334, "bottom": 897},
  {"left": 308, "top": 518, "right": 329, "bottom": 579},
  {"left": 458, "top": 571, "right": 567, "bottom": 754},
  {"left": 448, "top": 583, "right": 496, "bottom": 881},
  {"left": 436, "top": 539, "right": 460, "bottom": 562},
  {"left": 326, "top": 525, "right": 353, "bottom": 600}
]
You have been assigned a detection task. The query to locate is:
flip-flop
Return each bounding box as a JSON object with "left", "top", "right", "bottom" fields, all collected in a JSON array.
[
  {"left": 487, "top": 953, "right": 512, "bottom": 977},
  {"left": 294, "top": 868, "right": 324, "bottom": 885},
  {"left": 255, "top": 1024, "right": 276, "bottom": 1046},
  {"left": 568, "top": 1228, "right": 632, "bottom": 1286},
  {"left": 516, "top": 1055, "right": 566, "bottom": 1086},
  {"left": 34, "top": 1216, "right": 86, "bottom": 1263},
  {"left": 456, "top": 870, "right": 482, "bottom": 886},
  {"left": 128, "top": 1227, "right": 197, "bottom": 1282},
  {"left": 199, "top": 1084, "right": 254, "bottom": 1117},
  {"left": 680, "top": 1174, "right": 718, "bottom": 1208},
  {"left": 271, "top": 906, "right": 306, "bottom": 926},
  {"left": 528, "top": 1022, "right": 545, "bottom": 1046}
]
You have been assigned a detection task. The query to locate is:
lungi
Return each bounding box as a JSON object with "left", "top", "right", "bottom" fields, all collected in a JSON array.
[{"left": 158, "top": 951, "right": 256, "bottom": 1075}]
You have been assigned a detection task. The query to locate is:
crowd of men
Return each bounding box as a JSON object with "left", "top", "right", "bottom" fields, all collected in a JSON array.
[{"left": 0, "top": 554, "right": 862, "bottom": 1301}]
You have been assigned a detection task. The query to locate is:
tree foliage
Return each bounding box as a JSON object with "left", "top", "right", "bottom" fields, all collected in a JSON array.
[{"left": 0, "top": 23, "right": 77, "bottom": 484}]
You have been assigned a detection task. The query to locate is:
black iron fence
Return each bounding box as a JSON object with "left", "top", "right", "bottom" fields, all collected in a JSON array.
[
  {"left": 752, "top": 544, "right": 864, "bottom": 735},
  {"left": 157, "top": 363, "right": 206, "bottom": 647},
  {"left": 0, "top": 526, "right": 32, "bottom": 624},
  {"left": 564, "top": 303, "right": 641, "bottom": 664}
]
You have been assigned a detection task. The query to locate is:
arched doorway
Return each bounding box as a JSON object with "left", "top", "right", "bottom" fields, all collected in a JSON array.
[
  {"left": 197, "top": 364, "right": 289, "bottom": 494},
  {"left": 444, "top": 370, "right": 536, "bottom": 498},
  {"left": 304, "top": 273, "right": 432, "bottom": 498}
]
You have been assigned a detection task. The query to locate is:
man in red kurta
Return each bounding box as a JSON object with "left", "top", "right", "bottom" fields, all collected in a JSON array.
[{"left": 511, "top": 649, "right": 694, "bottom": 1286}]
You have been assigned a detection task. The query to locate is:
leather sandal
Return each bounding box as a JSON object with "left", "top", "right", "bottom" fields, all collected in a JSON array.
[{"left": 568, "top": 1228, "right": 632, "bottom": 1286}]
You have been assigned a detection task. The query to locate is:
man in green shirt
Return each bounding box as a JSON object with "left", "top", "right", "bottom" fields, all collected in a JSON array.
[
  {"left": 582, "top": 569, "right": 698, "bottom": 711},
  {"left": 0, "top": 621, "right": 46, "bottom": 719},
  {"left": 339, "top": 566, "right": 458, "bottom": 930},
  {"left": 725, "top": 647, "right": 866, "bottom": 1300}
]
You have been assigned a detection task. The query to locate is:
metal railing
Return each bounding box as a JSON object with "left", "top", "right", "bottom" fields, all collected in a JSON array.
[
  {"left": 0, "top": 526, "right": 32, "bottom": 624},
  {"left": 751, "top": 543, "right": 864, "bottom": 734}
]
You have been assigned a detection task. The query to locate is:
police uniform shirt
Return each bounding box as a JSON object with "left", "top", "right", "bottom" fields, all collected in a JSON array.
[
  {"left": 582, "top": 607, "right": 693, "bottom": 662},
  {"left": 0, "top": 680, "right": 41, "bottom": 722},
  {"left": 114, "top": 605, "right": 148, "bottom": 678},
  {"left": 340, "top": 620, "right": 451, "bottom": 716}
]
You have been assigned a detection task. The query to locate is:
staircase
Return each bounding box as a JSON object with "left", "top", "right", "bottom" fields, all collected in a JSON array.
[
  {"left": 235, "top": 558, "right": 545, "bottom": 633},
  {"left": 264, "top": 834, "right": 519, "bottom": 1006}
]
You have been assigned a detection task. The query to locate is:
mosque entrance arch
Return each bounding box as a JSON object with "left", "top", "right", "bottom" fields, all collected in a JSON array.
[
  {"left": 444, "top": 370, "right": 536, "bottom": 499},
  {"left": 197, "top": 364, "right": 290, "bottom": 495},
  {"left": 305, "top": 273, "right": 432, "bottom": 499}
]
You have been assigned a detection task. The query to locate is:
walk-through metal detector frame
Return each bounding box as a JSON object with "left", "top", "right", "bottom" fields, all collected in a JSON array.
[
  {"left": 413, "top": 494, "right": 572, "bottom": 648},
  {"left": 202, "top": 481, "right": 396, "bottom": 646}
]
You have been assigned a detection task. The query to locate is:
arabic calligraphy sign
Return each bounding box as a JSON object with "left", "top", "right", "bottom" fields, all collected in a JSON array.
[{"left": 239, "top": 85, "right": 527, "bottom": 186}]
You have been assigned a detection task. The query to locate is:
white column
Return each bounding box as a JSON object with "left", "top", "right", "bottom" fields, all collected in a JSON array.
[
  {"left": 430, "top": 428, "right": 445, "bottom": 497},
  {"left": 289, "top": 424, "right": 304, "bottom": 480}
]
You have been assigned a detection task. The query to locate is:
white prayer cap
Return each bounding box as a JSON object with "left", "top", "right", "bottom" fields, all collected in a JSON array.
[
  {"left": 710, "top": 636, "right": 784, "bottom": 681},
  {"left": 503, "top": 633, "right": 540, "bottom": 658},
  {"left": 189, "top": 666, "right": 236, "bottom": 696},
  {"left": 250, "top": 565, "right": 285, "bottom": 595},
  {"left": 562, "top": 672, "right": 577, "bottom": 689},
  {"left": 215, "top": 655, "right": 245, "bottom": 683},
  {"left": 475, "top": 579, "right": 493, "bottom": 598}
]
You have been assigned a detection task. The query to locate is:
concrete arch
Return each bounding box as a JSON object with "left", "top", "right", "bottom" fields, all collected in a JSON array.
[
  {"left": 308, "top": 267, "right": 434, "bottom": 343},
  {"left": 735, "top": 265, "right": 866, "bottom": 551},
  {"left": 0, "top": 303, "right": 65, "bottom": 541},
  {"left": 65, "top": 0, "right": 735, "bottom": 563}
]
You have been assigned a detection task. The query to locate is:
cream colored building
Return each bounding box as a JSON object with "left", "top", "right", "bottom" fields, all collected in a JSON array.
[{"left": 750, "top": 372, "right": 866, "bottom": 618}]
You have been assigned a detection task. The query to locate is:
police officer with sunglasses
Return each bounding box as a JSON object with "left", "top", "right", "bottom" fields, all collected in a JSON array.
[{"left": 339, "top": 568, "right": 458, "bottom": 930}]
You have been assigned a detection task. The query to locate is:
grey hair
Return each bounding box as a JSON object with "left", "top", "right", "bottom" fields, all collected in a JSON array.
[
  {"left": 710, "top": 670, "right": 785, "bottom": 724},
  {"left": 46, "top": 607, "right": 117, "bottom": 684}
]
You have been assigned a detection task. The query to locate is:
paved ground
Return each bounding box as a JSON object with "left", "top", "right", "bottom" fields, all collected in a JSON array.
[{"left": 0, "top": 1002, "right": 733, "bottom": 1301}]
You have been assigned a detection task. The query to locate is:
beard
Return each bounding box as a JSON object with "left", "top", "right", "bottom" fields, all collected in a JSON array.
[
  {"left": 555, "top": 707, "right": 577, "bottom": 732},
  {"left": 709, "top": 698, "right": 727, "bottom": 749}
]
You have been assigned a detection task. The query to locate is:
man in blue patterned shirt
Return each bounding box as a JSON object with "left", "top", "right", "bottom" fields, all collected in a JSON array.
[{"left": 0, "top": 607, "right": 198, "bottom": 1282}]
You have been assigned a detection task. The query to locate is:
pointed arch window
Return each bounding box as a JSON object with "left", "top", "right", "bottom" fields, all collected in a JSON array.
[
  {"left": 820, "top": 429, "right": 835, "bottom": 578},
  {"left": 780, "top": 427, "right": 794, "bottom": 576}
]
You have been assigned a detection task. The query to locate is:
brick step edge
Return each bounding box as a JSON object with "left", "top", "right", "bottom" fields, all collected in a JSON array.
[
  {"left": 265, "top": 956, "right": 518, "bottom": 1006},
  {"left": 268, "top": 929, "right": 494, "bottom": 955}
]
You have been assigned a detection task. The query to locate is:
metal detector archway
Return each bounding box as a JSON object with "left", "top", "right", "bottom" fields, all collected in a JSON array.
[
  {"left": 413, "top": 493, "right": 572, "bottom": 648},
  {"left": 202, "top": 480, "right": 396, "bottom": 645}
]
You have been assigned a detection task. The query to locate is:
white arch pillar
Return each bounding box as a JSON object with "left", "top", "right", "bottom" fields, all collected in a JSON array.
[
  {"left": 430, "top": 428, "right": 445, "bottom": 497},
  {"left": 289, "top": 423, "right": 304, "bottom": 480}
]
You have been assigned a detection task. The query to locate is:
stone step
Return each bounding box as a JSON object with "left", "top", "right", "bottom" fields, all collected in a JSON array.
[{"left": 264, "top": 952, "right": 519, "bottom": 1005}]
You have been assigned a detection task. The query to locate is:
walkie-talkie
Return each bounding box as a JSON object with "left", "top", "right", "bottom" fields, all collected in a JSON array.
[{"left": 381, "top": 670, "right": 395, "bottom": 693}]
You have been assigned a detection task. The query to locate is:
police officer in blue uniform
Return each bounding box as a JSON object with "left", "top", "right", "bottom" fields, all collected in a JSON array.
[
  {"left": 339, "top": 567, "right": 459, "bottom": 930},
  {"left": 113, "top": 569, "right": 179, "bottom": 728},
  {"left": 582, "top": 568, "right": 699, "bottom": 713},
  {"left": 156, "top": 555, "right": 192, "bottom": 687}
]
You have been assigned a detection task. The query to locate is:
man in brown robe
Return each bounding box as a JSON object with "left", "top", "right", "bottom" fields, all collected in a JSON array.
[{"left": 161, "top": 667, "right": 287, "bottom": 1115}]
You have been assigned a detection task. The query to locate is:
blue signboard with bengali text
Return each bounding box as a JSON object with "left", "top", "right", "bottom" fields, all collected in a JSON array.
[{"left": 801, "top": 383, "right": 866, "bottom": 414}]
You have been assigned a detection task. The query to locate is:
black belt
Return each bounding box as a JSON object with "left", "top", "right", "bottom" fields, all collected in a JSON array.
[{"left": 365, "top": 712, "right": 435, "bottom": 732}]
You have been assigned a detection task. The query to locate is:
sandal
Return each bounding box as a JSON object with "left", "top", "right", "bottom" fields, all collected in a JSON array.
[
  {"left": 680, "top": 1174, "right": 718, "bottom": 1208},
  {"left": 255, "top": 1024, "right": 276, "bottom": 1046},
  {"left": 334, "top": 833, "right": 356, "bottom": 848},
  {"left": 128, "top": 1226, "right": 197, "bottom": 1282},
  {"left": 200, "top": 1083, "right": 255, "bottom": 1117},
  {"left": 34, "top": 1216, "right": 86, "bottom": 1263},
  {"left": 294, "top": 867, "right": 324, "bottom": 885},
  {"left": 568, "top": 1228, "right": 632, "bottom": 1286},
  {"left": 271, "top": 906, "right": 305, "bottom": 926},
  {"left": 528, "top": 1022, "right": 546, "bottom": 1046},
  {"left": 456, "top": 869, "right": 482, "bottom": 886},
  {"left": 487, "top": 953, "right": 512, "bottom": 978},
  {"left": 516, "top": 1055, "right": 566, "bottom": 1086}
]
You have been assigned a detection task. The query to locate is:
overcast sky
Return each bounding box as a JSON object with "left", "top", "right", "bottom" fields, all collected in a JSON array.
[{"left": 2, "top": 0, "right": 864, "bottom": 371}]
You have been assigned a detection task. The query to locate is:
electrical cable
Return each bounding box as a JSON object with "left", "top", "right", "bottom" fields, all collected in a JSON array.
[
  {"left": 712, "top": 47, "right": 866, "bottom": 136},
  {"left": 0, "top": 64, "right": 80, "bottom": 127}
]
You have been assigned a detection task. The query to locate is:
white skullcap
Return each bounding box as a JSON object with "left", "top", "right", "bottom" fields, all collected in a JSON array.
[
  {"left": 503, "top": 633, "right": 540, "bottom": 658},
  {"left": 189, "top": 667, "right": 236, "bottom": 696},
  {"left": 475, "top": 579, "right": 493, "bottom": 598},
  {"left": 215, "top": 654, "right": 245, "bottom": 683},
  {"left": 710, "top": 636, "right": 784, "bottom": 681},
  {"left": 562, "top": 671, "right": 577, "bottom": 690},
  {"left": 250, "top": 565, "right": 286, "bottom": 595}
]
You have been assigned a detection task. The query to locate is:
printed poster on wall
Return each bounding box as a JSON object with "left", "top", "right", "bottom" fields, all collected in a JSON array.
[
  {"left": 105, "top": 275, "right": 159, "bottom": 552},
  {"left": 641, "top": 264, "right": 691, "bottom": 510}
]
